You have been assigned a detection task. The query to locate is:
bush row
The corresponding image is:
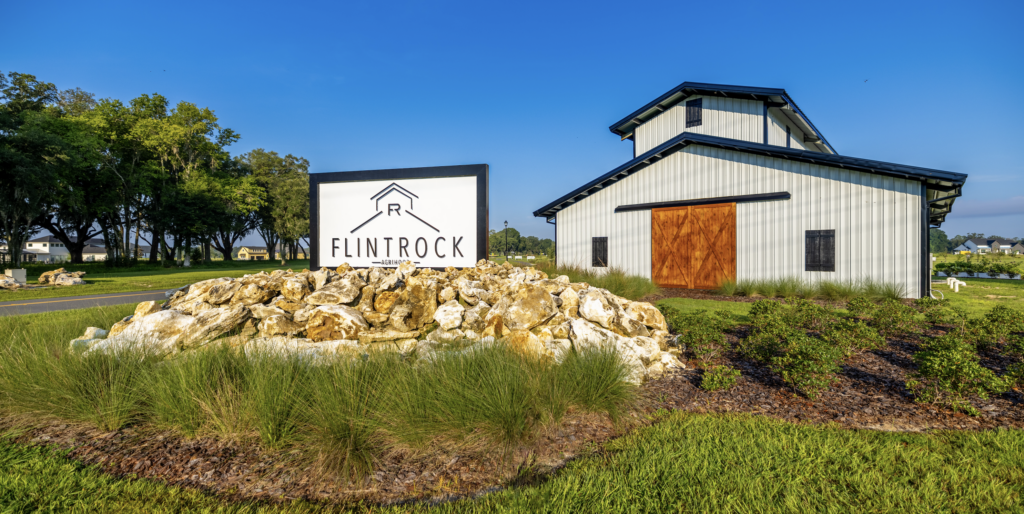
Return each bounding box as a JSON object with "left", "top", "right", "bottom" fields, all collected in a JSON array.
[{"left": 660, "top": 298, "right": 1024, "bottom": 415}]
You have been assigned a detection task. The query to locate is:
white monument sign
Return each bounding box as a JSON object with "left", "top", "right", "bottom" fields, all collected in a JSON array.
[{"left": 311, "top": 165, "right": 488, "bottom": 269}]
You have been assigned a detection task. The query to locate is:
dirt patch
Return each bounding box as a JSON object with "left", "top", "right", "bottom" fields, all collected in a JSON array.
[
  {"left": 640, "top": 327, "right": 1024, "bottom": 432},
  {"left": 0, "top": 411, "right": 623, "bottom": 506}
]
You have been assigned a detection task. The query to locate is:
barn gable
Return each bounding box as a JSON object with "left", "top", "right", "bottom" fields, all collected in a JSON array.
[{"left": 610, "top": 82, "right": 836, "bottom": 155}]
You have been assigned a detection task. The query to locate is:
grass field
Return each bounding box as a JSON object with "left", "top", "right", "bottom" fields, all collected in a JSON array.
[
  {"left": 2, "top": 413, "right": 1022, "bottom": 513},
  {"left": 0, "top": 260, "right": 310, "bottom": 302}
]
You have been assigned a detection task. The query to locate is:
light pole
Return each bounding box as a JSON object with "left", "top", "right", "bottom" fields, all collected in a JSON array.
[{"left": 504, "top": 220, "right": 508, "bottom": 262}]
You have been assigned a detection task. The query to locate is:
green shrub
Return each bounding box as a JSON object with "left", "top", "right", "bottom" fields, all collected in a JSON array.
[
  {"left": 846, "top": 297, "right": 877, "bottom": 318},
  {"left": 701, "top": 365, "right": 741, "bottom": 392},
  {"left": 1006, "top": 362, "right": 1024, "bottom": 388},
  {"left": 770, "top": 333, "right": 845, "bottom": 399},
  {"left": 872, "top": 299, "right": 921, "bottom": 339},
  {"left": 821, "top": 318, "right": 886, "bottom": 356},
  {"left": 913, "top": 297, "right": 948, "bottom": 314},
  {"left": 784, "top": 299, "right": 835, "bottom": 331},
  {"left": 906, "top": 334, "right": 1011, "bottom": 415},
  {"left": 741, "top": 300, "right": 793, "bottom": 363},
  {"left": 661, "top": 307, "right": 732, "bottom": 364}
]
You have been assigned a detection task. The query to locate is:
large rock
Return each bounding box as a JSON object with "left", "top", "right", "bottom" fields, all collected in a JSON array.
[
  {"left": 258, "top": 315, "right": 306, "bottom": 337},
  {"left": 206, "top": 281, "right": 242, "bottom": 304},
  {"left": 250, "top": 303, "right": 290, "bottom": 319},
  {"left": 231, "top": 283, "right": 276, "bottom": 306},
  {"left": 134, "top": 301, "right": 162, "bottom": 319},
  {"left": 462, "top": 302, "right": 490, "bottom": 332},
  {"left": 39, "top": 268, "right": 68, "bottom": 284},
  {"left": 169, "top": 277, "right": 232, "bottom": 309},
  {"left": 388, "top": 276, "right": 437, "bottom": 332},
  {"left": 180, "top": 304, "right": 252, "bottom": 348},
  {"left": 244, "top": 337, "right": 362, "bottom": 361},
  {"left": 281, "top": 278, "right": 310, "bottom": 302},
  {"left": 579, "top": 289, "right": 615, "bottom": 328},
  {"left": 0, "top": 277, "right": 20, "bottom": 290},
  {"left": 506, "top": 329, "right": 545, "bottom": 357},
  {"left": 374, "top": 291, "right": 400, "bottom": 313},
  {"left": 433, "top": 300, "right": 465, "bottom": 330},
  {"left": 311, "top": 268, "right": 338, "bottom": 290},
  {"left": 559, "top": 287, "right": 580, "bottom": 318},
  {"left": 54, "top": 274, "right": 86, "bottom": 286},
  {"left": 501, "top": 283, "right": 558, "bottom": 331},
  {"left": 306, "top": 305, "right": 369, "bottom": 342},
  {"left": 306, "top": 278, "right": 362, "bottom": 305},
  {"left": 87, "top": 310, "right": 197, "bottom": 355},
  {"left": 568, "top": 318, "right": 647, "bottom": 384},
  {"left": 626, "top": 301, "right": 668, "bottom": 332}
]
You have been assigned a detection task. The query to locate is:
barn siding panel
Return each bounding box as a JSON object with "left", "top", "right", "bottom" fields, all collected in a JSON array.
[{"left": 555, "top": 145, "right": 923, "bottom": 297}]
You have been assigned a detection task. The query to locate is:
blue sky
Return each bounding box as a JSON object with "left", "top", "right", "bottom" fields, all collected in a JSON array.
[{"left": 6, "top": 0, "right": 1023, "bottom": 244}]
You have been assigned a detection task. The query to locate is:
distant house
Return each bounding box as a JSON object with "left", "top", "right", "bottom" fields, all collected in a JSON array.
[
  {"left": 237, "top": 246, "right": 269, "bottom": 260},
  {"left": 953, "top": 238, "right": 1022, "bottom": 254}
]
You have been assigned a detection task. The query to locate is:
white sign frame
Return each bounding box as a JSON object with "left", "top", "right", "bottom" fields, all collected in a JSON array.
[{"left": 310, "top": 164, "right": 488, "bottom": 269}]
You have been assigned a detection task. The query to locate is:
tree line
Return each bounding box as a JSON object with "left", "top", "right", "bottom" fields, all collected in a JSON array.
[
  {"left": 488, "top": 227, "right": 554, "bottom": 256},
  {"left": 0, "top": 70, "right": 309, "bottom": 266},
  {"left": 930, "top": 229, "right": 1023, "bottom": 253}
]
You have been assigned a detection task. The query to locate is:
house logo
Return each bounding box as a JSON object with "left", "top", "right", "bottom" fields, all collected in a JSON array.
[
  {"left": 350, "top": 182, "right": 438, "bottom": 234},
  {"left": 311, "top": 164, "right": 486, "bottom": 270},
  {"left": 330, "top": 181, "right": 464, "bottom": 266}
]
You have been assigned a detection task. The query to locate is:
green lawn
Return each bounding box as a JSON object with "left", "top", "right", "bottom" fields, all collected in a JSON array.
[
  {"left": 0, "top": 260, "right": 310, "bottom": 302},
  {"left": 931, "top": 277, "right": 1024, "bottom": 315},
  {"left": 2, "top": 413, "right": 1022, "bottom": 513}
]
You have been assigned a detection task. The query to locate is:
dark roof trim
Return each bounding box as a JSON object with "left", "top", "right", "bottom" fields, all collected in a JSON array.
[
  {"left": 615, "top": 192, "right": 791, "bottom": 213},
  {"left": 608, "top": 82, "right": 836, "bottom": 154},
  {"left": 533, "top": 133, "right": 967, "bottom": 226}
]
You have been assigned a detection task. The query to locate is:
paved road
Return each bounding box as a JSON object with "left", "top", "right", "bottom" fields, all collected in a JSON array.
[{"left": 0, "top": 290, "right": 168, "bottom": 317}]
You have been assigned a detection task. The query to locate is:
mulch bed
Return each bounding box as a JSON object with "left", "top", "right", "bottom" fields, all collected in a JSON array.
[
  {"left": 641, "top": 325, "right": 1024, "bottom": 432},
  {"left": 3, "top": 318, "right": 1022, "bottom": 505}
]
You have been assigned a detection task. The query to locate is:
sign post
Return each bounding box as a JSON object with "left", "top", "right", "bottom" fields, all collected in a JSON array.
[{"left": 309, "top": 164, "right": 488, "bottom": 269}]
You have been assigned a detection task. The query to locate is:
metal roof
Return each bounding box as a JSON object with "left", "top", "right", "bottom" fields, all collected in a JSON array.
[
  {"left": 608, "top": 82, "right": 837, "bottom": 155},
  {"left": 532, "top": 132, "right": 967, "bottom": 226}
]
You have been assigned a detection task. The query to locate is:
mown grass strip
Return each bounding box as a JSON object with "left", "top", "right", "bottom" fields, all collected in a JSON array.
[{"left": 3, "top": 413, "right": 1022, "bottom": 513}]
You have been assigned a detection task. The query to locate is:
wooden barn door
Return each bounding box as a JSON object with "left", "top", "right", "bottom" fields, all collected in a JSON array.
[{"left": 651, "top": 203, "right": 736, "bottom": 289}]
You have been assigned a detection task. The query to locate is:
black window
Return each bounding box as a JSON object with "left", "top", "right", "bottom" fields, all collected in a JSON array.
[
  {"left": 685, "top": 98, "right": 702, "bottom": 128},
  {"left": 805, "top": 230, "right": 835, "bottom": 272},
  {"left": 786, "top": 125, "right": 791, "bottom": 148},
  {"left": 592, "top": 237, "right": 608, "bottom": 267}
]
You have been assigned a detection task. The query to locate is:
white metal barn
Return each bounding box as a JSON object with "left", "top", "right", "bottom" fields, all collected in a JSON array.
[{"left": 533, "top": 82, "right": 967, "bottom": 298}]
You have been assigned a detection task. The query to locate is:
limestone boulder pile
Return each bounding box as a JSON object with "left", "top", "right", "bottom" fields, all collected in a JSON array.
[
  {"left": 75, "top": 259, "right": 681, "bottom": 383},
  {"left": 39, "top": 268, "right": 87, "bottom": 286}
]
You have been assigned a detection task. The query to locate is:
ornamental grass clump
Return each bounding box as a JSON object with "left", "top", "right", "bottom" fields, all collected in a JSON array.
[
  {"left": 0, "top": 306, "right": 638, "bottom": 482},
  {"left": 906, "top": 333, "right": 1012, "bottom": 415}
]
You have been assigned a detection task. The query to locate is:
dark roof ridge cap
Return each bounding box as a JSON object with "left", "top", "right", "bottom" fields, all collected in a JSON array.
[{"left": 533, "top": 133, "right": 967, "bottom": 219}]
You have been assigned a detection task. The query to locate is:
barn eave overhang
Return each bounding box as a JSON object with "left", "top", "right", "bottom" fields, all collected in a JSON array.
[
  {"left": 607, "top": 82, "right": 837, "bottom": 155},
  {"left": 532, "top": 133, "right": 968, "bottom": 227}
]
